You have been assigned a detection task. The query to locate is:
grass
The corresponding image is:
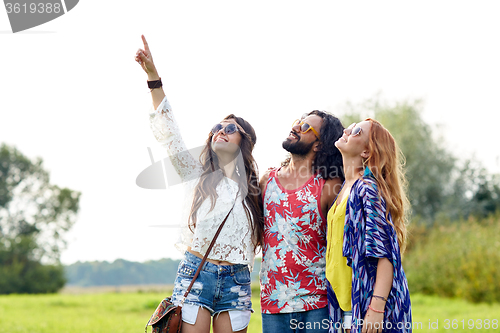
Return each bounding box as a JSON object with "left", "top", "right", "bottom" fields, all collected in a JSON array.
[
  {"left": 410, "top": 293, "right": 499, "bottom": 332},
  {"left": 0, "top": 285, "right": 499, "bottom": 332}
]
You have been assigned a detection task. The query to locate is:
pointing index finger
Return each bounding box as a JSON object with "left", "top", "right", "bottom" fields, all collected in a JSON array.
[{"left": 141, "top": 35, "right": 150, "bottom": 52}]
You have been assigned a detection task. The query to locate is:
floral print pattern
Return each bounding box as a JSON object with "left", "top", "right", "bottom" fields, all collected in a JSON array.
[{"left": 260, "top": 168, "right": 328, "bottom": 313}]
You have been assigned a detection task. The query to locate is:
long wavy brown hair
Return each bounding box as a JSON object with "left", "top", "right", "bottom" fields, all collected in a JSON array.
[
  {"left": 364, "top": 118, "right": 410, "bottom": 253},
  {"left": 188, "top": 114, "right": 264, "bottom": 250}
]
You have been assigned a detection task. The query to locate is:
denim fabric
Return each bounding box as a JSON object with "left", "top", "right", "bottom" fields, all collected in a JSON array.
[
  {"left": 262, "top": 307, "right": 330, "bottom": 333},
  {"left": 172, "top": 251, "right": 253, "bottom": 317}
]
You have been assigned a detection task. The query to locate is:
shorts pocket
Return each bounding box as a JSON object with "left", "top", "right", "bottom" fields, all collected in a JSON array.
[
  {"left": 233, "top": 268, "right": 251, "bottom": 285},
  {"left": 177, "top": 261, "right": 198, "bottom": 278}
]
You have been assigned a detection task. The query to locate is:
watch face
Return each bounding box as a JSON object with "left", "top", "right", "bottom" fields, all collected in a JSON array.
[{"left": 4, "top": 0, "right": 80, "bottom": 33}]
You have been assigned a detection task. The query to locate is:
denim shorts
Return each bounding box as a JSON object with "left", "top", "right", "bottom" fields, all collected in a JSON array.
[{"left": 171, "top": 251, "right": 253, "bottom": 331}]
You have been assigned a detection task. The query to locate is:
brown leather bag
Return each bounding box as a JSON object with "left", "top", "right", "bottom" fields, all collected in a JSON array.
[{"left": 146, "top": 297, "right": 182, "bottom": 333}]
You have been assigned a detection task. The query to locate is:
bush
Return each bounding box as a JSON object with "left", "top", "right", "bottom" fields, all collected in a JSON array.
[{"left": 404, "top": 212, "right": 500, "bottom": 303}]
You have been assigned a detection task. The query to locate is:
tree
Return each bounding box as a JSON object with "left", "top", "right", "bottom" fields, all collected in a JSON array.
[
  {"left": 0, "top": 143, "right": 80, "bottom": 293},
  {"left": 339, "top": 96, "right": 500, "bottom": 223},
  {"left": 450, "top": 159, "right": 500, "bottom": 219}
]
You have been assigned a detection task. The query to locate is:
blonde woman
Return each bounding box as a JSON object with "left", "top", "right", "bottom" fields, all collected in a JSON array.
[{"left": 327, "top": 120, "right": 412, "bottom": 333}]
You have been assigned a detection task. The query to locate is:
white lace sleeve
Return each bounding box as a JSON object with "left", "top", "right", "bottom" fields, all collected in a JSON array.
[{"left": 149, "top": 96, "right": 203, "bottom": 181}]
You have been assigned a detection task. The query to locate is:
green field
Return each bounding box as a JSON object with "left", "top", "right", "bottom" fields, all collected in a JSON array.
[{"left": 0, "top": 285, "right": 499, "bottom": 332}]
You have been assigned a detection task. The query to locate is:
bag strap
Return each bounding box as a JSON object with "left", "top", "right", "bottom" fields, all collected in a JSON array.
[{"left": 181, "top": 189, "right": 239, "bottom": 302}]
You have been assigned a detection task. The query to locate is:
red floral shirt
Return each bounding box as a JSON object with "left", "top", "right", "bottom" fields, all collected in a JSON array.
[{"left": 260, "top": 168, "right": 328, "bottom": 313}]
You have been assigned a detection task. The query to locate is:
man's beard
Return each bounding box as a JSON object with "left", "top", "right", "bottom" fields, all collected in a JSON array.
[{"left": 282, "top": 137, "right": 316, "bottom": 156}]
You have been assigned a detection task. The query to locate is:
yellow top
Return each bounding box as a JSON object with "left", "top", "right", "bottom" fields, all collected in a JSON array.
[{"left": 325, "top": 195, "right": 352, "bottom": 311}]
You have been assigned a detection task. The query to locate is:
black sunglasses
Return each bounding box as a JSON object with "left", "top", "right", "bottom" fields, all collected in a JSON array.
[{"left": 211, "top": 123, "right": 239, "bottom": 135}]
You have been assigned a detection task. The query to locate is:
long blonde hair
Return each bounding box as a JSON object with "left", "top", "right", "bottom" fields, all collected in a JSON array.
[{"left": 364, "top": 118, "right": 410, "bottom": 253}]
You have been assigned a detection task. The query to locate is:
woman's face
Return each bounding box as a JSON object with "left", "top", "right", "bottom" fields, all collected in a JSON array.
[
  {"left": 211, "top": 119, "right": 243, "bottom": 157},
  {"left": 335, "top": 120, "right": 372, "bottom": 157}
]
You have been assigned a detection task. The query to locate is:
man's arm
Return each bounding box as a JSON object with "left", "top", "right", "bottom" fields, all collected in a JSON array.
[
  {"left": 320, "top": 177, "right": 343, "bottom": 219},
  {"left": 259, "top": 169, "right": 271, "bottom": 202}
]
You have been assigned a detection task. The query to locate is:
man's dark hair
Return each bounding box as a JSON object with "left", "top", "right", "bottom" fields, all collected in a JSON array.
[{"left": 309, "top": 110, "right": 344, "bottom": 181}]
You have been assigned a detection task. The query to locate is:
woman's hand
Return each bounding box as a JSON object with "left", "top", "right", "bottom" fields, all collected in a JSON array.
[
  {"left": 135, "top": 35, "right": 165, "bottom": 109},
  {"left": 135, "top": 35, "right": 159, "bottom": 79},
  {"left": 361, "top": 308, "right": 384, "bottom": 333}
]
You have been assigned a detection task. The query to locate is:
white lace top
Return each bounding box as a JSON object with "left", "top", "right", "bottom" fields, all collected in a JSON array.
[{"left": 149, "top": 96, "right": 256, "bottom": 270}]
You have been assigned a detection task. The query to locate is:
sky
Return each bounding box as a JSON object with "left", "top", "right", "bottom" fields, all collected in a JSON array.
[{"left": 1, "top": 1, "right": 499, "bottom": 265}]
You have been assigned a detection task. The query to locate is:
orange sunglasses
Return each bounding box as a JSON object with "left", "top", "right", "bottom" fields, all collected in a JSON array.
[{"left": 292, "top": 117, "right": 320, "bottom": 139}]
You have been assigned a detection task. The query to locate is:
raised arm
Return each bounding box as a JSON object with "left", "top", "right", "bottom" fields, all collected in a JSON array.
[
  {"left": 135, "top": 35, "right": 165, "bottom": 110},
  {"left": 136, "top": 36, "right": 202, "bottom": 181}
]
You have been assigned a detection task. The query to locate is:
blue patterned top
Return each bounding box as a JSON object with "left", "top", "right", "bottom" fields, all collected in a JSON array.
[{"left": 340, "top": 170, "right": 412, "bottom": 332}]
